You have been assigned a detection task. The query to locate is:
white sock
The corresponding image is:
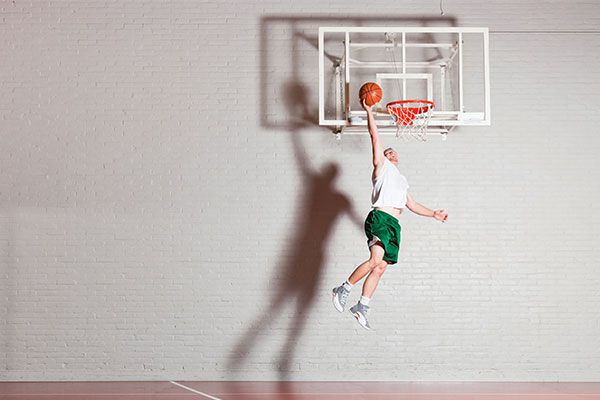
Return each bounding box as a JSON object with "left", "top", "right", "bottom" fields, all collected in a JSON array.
[
  {"left": 359, "top": 296, "right": 371, "bottom": 306},
  {"left": 342, "top": 280, "right": 353, "bottom": 291}
]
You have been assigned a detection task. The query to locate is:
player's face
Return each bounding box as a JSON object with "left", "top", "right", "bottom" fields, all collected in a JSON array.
[{"left": 384, "top": 149, "right": 398, "bottom": 163}]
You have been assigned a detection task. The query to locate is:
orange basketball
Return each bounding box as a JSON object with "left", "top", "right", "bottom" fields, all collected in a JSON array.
[{"left": 359, "top": 82, "right": 383, "bottom": 107}]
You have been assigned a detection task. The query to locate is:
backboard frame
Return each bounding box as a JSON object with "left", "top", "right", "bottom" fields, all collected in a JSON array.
[{"left": 318, "top": 26, "right": 491, "bottom": 135}]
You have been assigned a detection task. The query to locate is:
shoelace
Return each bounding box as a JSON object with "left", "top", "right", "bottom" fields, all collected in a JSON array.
[{"left": 340, "top": 289, "right": 349, "bottom": 303}]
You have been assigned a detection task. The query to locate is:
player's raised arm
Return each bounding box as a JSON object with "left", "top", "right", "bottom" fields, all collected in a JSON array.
[{"left": 361, "top": 99, "right": 384, "bottom": 171}]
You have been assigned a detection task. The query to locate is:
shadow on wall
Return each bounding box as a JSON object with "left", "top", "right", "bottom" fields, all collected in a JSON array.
[
  {"left": 226, "top": 78, "right": 364, "bottom": 380},
  {"left": 226, "top": 129, "right": 364, "bottom": 380}
]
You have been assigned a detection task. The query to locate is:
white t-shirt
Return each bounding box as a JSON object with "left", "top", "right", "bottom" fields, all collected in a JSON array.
[{"left": 371, "top": 158, "right": 409, "bottom": 209}]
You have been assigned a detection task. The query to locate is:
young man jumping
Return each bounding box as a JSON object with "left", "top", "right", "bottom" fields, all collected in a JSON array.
[{"left": 332, "top": 100, "right": 448, "bottom": 330}]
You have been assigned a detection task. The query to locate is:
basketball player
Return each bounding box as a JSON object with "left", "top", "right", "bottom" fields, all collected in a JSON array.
[{"left": 332, "top": 99, "right": 448, "bottom": 330}]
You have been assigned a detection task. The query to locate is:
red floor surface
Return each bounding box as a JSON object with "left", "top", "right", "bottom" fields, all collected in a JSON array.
[{"left": 1, "top": 381, "right": 599, "bottom": 399}]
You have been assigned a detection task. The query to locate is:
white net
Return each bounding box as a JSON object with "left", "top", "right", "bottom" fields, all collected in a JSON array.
[{"left": 386, "top": 100, "right": 434, "bottom": 141}]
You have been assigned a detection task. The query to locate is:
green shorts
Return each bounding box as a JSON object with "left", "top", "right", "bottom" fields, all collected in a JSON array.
[{"left": 364, "top": 209, "right": 401, "bottom": 264}]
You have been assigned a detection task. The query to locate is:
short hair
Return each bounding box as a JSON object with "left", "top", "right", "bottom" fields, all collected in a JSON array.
[{"left": 383, "top": 147, "right": 395, "bottom": 155}]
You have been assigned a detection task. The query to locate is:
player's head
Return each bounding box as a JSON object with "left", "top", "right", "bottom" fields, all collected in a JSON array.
[{"left": 384, "top": 147, "right": 398, "bottom": 163}]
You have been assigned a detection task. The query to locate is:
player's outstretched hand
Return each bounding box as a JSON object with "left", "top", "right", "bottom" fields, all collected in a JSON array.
[
  {"left": 433, "top": 209, "right": 448, "bottom": 223},
  {"left": 361, "top": 99, "right": 373, "bottom": 113}
]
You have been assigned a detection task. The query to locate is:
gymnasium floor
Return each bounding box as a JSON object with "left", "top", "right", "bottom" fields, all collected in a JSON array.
[{"left": 1, "top": 381, "right": 600, "bottom": 399}]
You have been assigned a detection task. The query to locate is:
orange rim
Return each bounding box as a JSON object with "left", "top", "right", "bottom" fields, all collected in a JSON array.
[
  {"left": 386, "top": 100, "right": 434, "bottom": 113},
  {"left": 386, "top": 100, "right": 434, "bottom": 126}
]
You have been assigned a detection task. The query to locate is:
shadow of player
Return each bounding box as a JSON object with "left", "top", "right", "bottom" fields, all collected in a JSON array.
[{"left": 227, "top": 81, "right": 363, "bottom": 382}]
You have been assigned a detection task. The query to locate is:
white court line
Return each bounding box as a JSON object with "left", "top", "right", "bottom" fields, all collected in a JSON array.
[{"left": 169, "top": 381, "right": 222, "bottom": 400}]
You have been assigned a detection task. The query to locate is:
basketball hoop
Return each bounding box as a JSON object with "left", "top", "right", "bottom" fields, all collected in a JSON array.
[{"left": 386, "top": 100, "right": 434, "bottom": 141}]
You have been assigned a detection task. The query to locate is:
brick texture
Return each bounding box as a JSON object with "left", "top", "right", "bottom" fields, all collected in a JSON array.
[{"left": 1, "top": 0, "right": 599, "bottom": 381}]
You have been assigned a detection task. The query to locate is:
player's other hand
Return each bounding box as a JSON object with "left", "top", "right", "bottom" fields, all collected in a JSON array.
[
  {"left": 433, "top": 209, "right": 448, "bottom": 222},
  {"left": 361, "top": 99, "right": 373, "bottom": 113}
]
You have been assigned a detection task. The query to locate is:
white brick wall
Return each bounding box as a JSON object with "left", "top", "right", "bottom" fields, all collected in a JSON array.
[{"left": 1, "top": 0, "right": 600, "bottom": 381}]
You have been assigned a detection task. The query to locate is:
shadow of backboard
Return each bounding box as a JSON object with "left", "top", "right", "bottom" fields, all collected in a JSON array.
[{"left": 259, "top": 15, "right": 458, "bottom": 132}]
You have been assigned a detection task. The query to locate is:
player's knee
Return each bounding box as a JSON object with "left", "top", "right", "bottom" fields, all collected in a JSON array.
[
  {"left": 373, "top": 263, "right": 387, "bottom": 276},
  {"left": 366, "top": 258, "right": 379, "bottom": 270}
]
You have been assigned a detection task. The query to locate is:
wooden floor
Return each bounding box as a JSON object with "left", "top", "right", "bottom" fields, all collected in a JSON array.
[{"left": 1, "top": 381, "right": 599, "bottom": 399}]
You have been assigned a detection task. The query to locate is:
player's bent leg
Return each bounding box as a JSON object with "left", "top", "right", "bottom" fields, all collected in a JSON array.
[
  {"left": 333, "top": 244, "right": 384, "bottom": 313},
  {"left": 362, "top": 261, "right": 388, "bottom": 299},
  {"left": 346, "top": 244, "right": 385, "bottom": 285}
]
